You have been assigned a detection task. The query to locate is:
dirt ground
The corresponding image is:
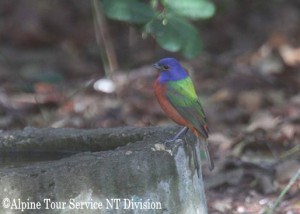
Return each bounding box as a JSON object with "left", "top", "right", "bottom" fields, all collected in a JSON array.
[{"left": 0, "top": 1, "right": 299, "bottom": 213}]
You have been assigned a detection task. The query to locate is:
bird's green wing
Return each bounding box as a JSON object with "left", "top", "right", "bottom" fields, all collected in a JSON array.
[{"left": 166, "top": 77, "right": 208, "bottom": 138}]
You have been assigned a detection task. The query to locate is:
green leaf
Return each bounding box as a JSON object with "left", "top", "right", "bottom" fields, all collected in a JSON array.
[
  {"left": 102, "top": 0, "right": 155, "bottom": 23},
  {"left": 162, "top": 0, "right": 215, "bottom": 20},
  {"left": 145, "top": 19, "right": 183, "bottom": 52},
  {"left": 182, "top": 35, "right": 202, "bottom": 59},
  {"left": 180, "top": 20, "right": 203, "bottom": 58},
  {"left": 146, "top": 15, "right": 202, "bottom": 58}
]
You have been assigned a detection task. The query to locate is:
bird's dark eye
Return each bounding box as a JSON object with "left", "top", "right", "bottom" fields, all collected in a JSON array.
[{"left": 163, "top": 65, "right": 169, "bottom": 70}]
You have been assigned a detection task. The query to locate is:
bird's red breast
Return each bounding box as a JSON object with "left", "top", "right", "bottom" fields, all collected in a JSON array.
[
  {"left": 154, "top": 79, "right": 188, "bottom": 126},
  {"left": 154, "top": 79, "right": 209, "bottom": 138}
]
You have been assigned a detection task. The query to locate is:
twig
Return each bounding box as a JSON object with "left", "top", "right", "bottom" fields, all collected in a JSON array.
[
  {"left": 91, "top": 0, "right": 119, "bottom": 77},
  {"left": 267, "top": 167, "right": 300, "bottom": 214},
  {"left": 279, "top": 144, "right": 300, "bottom": 161}
]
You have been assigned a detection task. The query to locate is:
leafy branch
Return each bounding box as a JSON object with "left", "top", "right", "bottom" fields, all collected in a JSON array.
[{"left": 100, "top": 0, "right": 216, "bottom": 58}]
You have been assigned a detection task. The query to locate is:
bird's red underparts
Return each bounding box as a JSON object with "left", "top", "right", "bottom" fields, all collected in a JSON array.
[
  {"left": 154, "top": 79, "right": 187, "bottom": 125},
  {"left": 154, "top": 79, "right": 209, "bottom": 141}
]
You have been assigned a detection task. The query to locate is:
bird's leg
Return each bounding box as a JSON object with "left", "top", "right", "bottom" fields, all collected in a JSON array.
[
  {"left": 165, "top": 127, "right": 189, "bottom": 143},
  {"left": 163, "top": 127, "right": 189, "bottom": 152}
]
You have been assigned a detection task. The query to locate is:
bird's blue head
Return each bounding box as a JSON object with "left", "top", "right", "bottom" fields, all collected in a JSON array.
[{"left": 153, "top": 58, "right": 188, "bottom": 83}]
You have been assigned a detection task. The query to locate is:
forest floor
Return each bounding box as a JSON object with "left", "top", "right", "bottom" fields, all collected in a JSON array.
[{"left": 0, "top": 1, "right": 299, "bottom": 213}]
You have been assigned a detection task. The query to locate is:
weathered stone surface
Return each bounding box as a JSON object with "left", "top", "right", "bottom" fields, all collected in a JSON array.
[{"left": 0, "top": 126, "right": 207, "bottom": 214}]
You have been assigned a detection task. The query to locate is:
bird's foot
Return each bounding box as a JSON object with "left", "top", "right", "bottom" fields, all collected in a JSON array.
[
  {"left": 164, "top": 137, "right": 176, "bottom": 144},
  {"left": 165, "top": 127, "right": 188, "bottom": 143},
  {"left": 163, "top": 138, "right": 186, "bottom": 153},
  {"left": 162, "top": 127, "right": 189, "bottom": 151},
  {"left": 163, "top": 138, "right": 175, "bottom": 148}
]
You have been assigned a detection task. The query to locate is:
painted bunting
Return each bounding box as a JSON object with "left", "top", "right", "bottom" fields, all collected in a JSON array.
[{"left": 153, "top": 57, "right": 214, "bottom": 171}]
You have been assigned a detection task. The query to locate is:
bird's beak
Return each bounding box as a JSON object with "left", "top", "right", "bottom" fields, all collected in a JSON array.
[{"left": 153, "top": 63, "right": 160, "bottom": 70}]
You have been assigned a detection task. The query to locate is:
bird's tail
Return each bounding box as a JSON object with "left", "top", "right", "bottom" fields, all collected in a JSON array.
[
  {"left": 200, "top": 138, "right": 214, "bottom": 171},
  {"left": 194, "top": 134, "right": 214, "bottom": 171}
]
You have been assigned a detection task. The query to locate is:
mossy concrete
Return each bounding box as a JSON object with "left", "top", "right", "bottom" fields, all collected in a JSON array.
[{"left": 0, "top": 126, "right": 207, "bottom": 214}]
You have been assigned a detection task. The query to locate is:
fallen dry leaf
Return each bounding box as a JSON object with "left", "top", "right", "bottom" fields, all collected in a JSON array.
[
  {"left": 209, "top": 132, "right": 233, "bottom": 152},
  {"left": 246, "top": 112, "right": 281, "bottom": 132},
  {"left": 280, "top": 124, "right": 296, "bottom": 140},
  {"left": 238, "top": 90, "right": 264, "bottom": 113},
  {"left": 276, "top": 160, "right": 300, "bottom": 183},
  {"left": 211, "top": 198, "right": 232, "bottom": 213},
  {"left": 211, "top": 88, "right": 235, "bottom": 103},
  {"left": 279, "top": 45, "right": 300, "bottom": 66}
]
